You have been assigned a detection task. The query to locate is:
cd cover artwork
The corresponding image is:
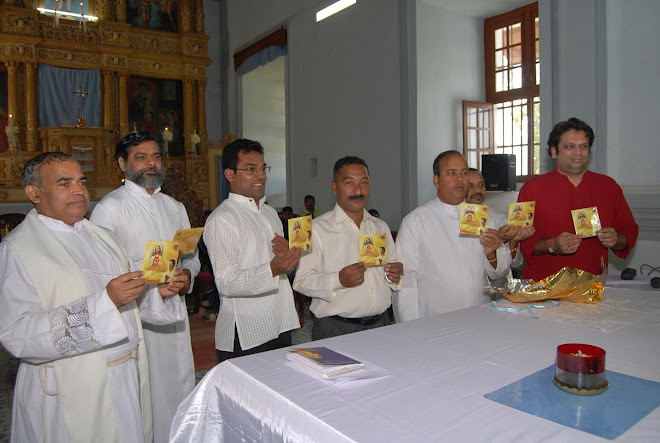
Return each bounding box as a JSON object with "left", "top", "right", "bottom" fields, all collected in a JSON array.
[
  {"left": 460, "top": 203, "right": 490, "bottom": 235},
  {"left": 572, "top": 207, "right": 602, "bottom": 238},
  {"left": 508, "top": 201, "right": 536, "bottom": 227},
  {"left": 141, "top": 241, "right": 180, "bottom": 283},
  {"left": 359, "top": 233, "right": 387, "bottom": 267},
  {"left": 289, "top": 216, "right": 313, "bottom": 251}
]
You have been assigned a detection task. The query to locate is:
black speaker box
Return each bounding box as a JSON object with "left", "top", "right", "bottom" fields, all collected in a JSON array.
[{"left": 482, "top": 154, "right": 516, "bottom": 191}]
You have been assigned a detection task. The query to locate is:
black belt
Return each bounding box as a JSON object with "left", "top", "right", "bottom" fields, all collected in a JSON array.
[{"left": 332, "top": 311, "right": 386, "bottom": 326}]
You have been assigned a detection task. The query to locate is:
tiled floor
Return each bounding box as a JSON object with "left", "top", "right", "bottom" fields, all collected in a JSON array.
[{"left": 0, "top": 300, "right": 313, "bottom": 438}]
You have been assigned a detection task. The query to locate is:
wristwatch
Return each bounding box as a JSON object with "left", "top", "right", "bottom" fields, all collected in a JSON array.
[{"left": 548, "top": 237, "right": 557, "bottom": 254}]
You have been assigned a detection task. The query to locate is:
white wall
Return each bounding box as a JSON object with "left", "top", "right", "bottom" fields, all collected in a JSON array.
[
  {"left": 226, "top": 0, "right": 404, "bottom": 227},
  {"left": 415, "top": 1, "right": 484, "bottom": 205},
  {"left": 241, "top": 57, "right": 287, "bottom": 207},
  {"left": 203, "top": 0, "right": 224, "bottom": 142}
]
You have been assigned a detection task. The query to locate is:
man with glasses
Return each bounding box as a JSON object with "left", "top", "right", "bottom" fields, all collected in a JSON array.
[
  {"left": 204, "top": 139, "right": 300, "bottom": 362},
  {"left": 90, "top": 131, "right": 200, "bottom": 443}
]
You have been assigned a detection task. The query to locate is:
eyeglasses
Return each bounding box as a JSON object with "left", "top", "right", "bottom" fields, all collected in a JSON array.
[{"left": 235, "top": 165, "right": 271, "bottom": 175}]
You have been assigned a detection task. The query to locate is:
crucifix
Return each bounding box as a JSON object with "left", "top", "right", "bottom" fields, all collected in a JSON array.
[{"left": 73, "top": 84, "right": 88, "bottom": 127}]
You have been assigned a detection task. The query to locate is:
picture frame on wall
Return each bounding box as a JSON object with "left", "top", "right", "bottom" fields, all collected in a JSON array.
[
  {"left": 128, "top": 76, "right": 184, "bottom": 156},
  {"left": 126, "top": 0, "right": 178, "bottom": 32}
]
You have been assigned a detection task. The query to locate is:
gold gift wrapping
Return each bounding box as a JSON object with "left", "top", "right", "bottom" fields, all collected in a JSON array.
[{"left": 491, "top": 266, "right": 605, "bottom": 304}]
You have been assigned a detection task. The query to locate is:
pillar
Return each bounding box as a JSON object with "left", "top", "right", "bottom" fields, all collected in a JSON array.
[{"left": 24, "top": 62, "right": 38, "bottom": 152}]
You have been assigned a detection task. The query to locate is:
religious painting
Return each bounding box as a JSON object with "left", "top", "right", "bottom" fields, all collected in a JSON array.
[
  {"left": 126, "top": 0, "right": 178, "bottom": 32},
  {"left": 0, "top": 63, "right": 8, "bottom": 153},
  {"left": 128, "top": 76, "right": 184, "bottom": 156}
]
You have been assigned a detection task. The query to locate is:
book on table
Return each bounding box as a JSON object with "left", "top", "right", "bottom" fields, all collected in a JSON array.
[{"left": 287, "top": 347, "right": 364, "bottom": 377}]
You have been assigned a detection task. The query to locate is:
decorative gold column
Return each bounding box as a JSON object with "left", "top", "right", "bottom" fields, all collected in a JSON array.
[
  {"left": 116, "top": 0, "right": 127, "bottom": 23},
  {"left": 118, "top": 72, "right": 129, "bottom": 137},
  {"left": 183, "top": 79, "right": 194, "bottom": 152},
  {"left": 196, "top": 79, "right": 207, "bottom": 139},
  {"left": 179, "top": 0, "right": 193, "bottom": 33},
  {"left": 24, "top": 62, "right": 38, "bottom": 152},
  {"left": 195, "top": 0, "right": 205, "bottom": 33},
  {"left": 6, "top": 61, "right": 19, "bottom": 126},
  {"left": 97, "top": 1, "right": 113, "bottom": 21},
  {"left": 102, "top": 70, "right": 115, "bottom": 130}
]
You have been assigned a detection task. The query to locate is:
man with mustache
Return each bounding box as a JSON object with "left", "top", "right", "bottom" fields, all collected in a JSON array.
[
  {"left": 511, "top": 118, "right": 638, "bottom": 280},
  {"left": 91, "top": 131, "right": 200, "bottom": 442},
  {"left": 394, "top": 151, "right": 511, "bottom": 322},
  {"left": 294, "top": 156, "right": 403, "bottom": 340},
  {"left": 466, "top": 168, "right": 532, "bottom": 268},
  {"left": 0, "top": 152, "right": 164, "bottom": 442},
  {"left": 204, "top": 139, "right": 300, "bottom": 361}
]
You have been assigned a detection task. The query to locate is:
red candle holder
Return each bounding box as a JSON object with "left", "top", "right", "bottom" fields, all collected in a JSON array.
[{"left": 553, "top": 343, "right": 608, "bottom": 395}]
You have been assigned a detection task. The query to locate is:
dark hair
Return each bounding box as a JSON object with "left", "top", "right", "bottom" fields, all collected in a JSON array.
[
  {"left": 368, "top": 208, "right": 380, "bottom": 217},
  {"left": 304, "top": 195, "right": 315, "bottom": 202},
  {"left": 115, "top": 131, "right": 161, "bottom": 162},
  {"left": 433, "top": 150, "right": 463, "bottom": 176},
  {"left": 22, "top": 151, "right": 73, "bottom": 188},
  {"left": 546, "top": 117, "right": 594, "bottom": 155},
  {"left": 333, "top": 156, "right": 369, "bottom": 181},
  {"left": 282, "top": 206, "right": 293, "bottom": 213},
  {"left": 222, "top": 139, "right": 264, "bottom": 171}
]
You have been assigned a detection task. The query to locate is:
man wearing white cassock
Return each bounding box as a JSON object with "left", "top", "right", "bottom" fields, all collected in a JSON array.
[
  {"left": 0, "top": 152, "right": 185, "bottom": 442},
  {"left": 91, "top": 131, "right": 200, "bottom": 442}
]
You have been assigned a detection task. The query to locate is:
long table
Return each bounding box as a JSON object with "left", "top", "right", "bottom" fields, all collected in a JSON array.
[{"left": 170, "top": 288, "right": 660, "bottom": 442}]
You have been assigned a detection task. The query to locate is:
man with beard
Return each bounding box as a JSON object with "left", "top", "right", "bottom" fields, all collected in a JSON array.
[
  {"left": 394, "top": 151, "right": 511, "bottom": 322},
  {"left": 513, "top": 118, "right": 638, "bottom": 280},
  {"left": 294, "top": 156, "right": 403, "bottom": 340},
  {"left": 90, "top": 132, "right": 200, "bottom": 443},
  {"left": 204, "top": 139, "right": 301, "bottom": 361}
]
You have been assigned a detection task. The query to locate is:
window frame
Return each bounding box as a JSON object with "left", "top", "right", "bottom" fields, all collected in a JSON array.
[{"left": 483, "top": 2, "right": 539, "bottom": 180}]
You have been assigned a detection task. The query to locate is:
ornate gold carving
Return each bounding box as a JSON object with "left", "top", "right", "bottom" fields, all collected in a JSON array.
[
  {"left": 99, "top": 25, "right": 130, "bottom": 47},
  {"left": 5, "top": 44, "right": 35, "bottom": 58},
  {"left": 181, "top": 37, "right": 208, "bottom": 57},
  {"left": 129, "top": 33, "right": 181, "bottom": 56},
  {"left": 36, "top": 48, "right": 102, "bottom": 67},
  {"left": 129, "top": 59, "right": 183, "bottom": 77},
  {"left": 116, "top": 0, "right": 127, "bottom": 22},
  {"left": 1, "top": 11, "right": 39, "bottom": 34},
  {"left": 38, "top": 21, "right": 100, "bottom": 46},
  {"left": 0, "top": 4, "right": 212, "bottom": 203}
]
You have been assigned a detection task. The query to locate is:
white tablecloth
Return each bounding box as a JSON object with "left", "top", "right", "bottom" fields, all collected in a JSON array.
[{"left": 171, "top": 288, "right": 660, "bottom": 442}]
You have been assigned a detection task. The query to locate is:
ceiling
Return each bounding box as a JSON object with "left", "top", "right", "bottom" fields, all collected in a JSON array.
[{"left": 422, "top": 0, "right": 533, "bottom": 19}]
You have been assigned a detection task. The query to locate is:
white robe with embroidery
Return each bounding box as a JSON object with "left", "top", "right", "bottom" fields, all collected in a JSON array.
[
  {"left": 0, "top": 211, "right": 151, "bottom": 443},
  {"left": 91, "top": 179, "right": 200, "bottom": 442}
]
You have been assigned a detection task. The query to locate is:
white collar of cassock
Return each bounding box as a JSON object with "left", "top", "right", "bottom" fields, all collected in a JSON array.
[
  {"left": 434, "top": 196, "right": 460, "bottom": 218},
  {"left": 124, "top": 179, "right": 161, "bottom": 197},
  {"left": 37, "top": 213, "right": 85, "bottom": 234}
]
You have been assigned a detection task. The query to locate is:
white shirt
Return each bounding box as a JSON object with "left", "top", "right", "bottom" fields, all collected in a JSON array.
[
  {"left": 203, "top": 193, "right": 299, "bottom": 352},
  {"left": 0, "top": 215, "right": 145, "bottom": 443},
  {"left": 394, "top": 197, "right": 511, "bottom": 322},
  {"left": 293, "top": 204, "right": 401, "bottom": 319},
  {"left": 90, "top": 179, "right": 200, "bottom": 443}
]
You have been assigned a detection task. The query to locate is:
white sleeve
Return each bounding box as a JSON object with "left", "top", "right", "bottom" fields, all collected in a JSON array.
[
  {"left": 0, "top": 243, "right": 128, "bottom": 365},
  {"left": 392, "top": 216, "right": 421, "bottom": 322}
]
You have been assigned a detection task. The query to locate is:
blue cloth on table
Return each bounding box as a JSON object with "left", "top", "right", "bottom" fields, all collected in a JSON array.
[{"left": 484, "top": 365, "right": 660, "bottom": 440}]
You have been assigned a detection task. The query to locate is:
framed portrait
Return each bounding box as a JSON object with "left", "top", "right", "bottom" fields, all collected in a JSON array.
[
  {"left": 128, "top": 76, "right": 184, "bottom": 156},
  {"left": 126, "top": 0, "right": 178, "bottom": 32},
  {"left": 0, "top": 63, "right": 8, "bottom": 153}
]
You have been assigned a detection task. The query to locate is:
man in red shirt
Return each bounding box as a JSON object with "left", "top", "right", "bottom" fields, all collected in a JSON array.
[{"left": 514, "top": 118, "right": 638, "bottom": 280}]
